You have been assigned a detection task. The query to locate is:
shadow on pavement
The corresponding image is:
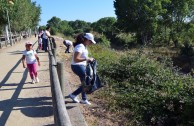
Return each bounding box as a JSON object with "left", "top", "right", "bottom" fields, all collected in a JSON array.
[
  {"left": 43, "top": 124, "right": 54, "bottom": 126},
  {"left": 20, "top": 106, "right": 53, "bottom": 117},
  {"left": 0, "top": 68, "right": 28, "bottom": 126},
  {"left": 0, "top": 59, "right": 22, "bottom": 88},
  {"left": 8, "top": 50, "right": 23, "bottom": 55},
  {"left": 0, "top": 39, "right": 53, "bottom": 125},
  {"left": 0, "top": 97, "right": 53, "bottom": 118},
  {"left": 0, "top": 85, "right": 50, "bottom": 91}
]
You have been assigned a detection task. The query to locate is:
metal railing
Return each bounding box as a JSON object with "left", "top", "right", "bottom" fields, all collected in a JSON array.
[{"left": 48, "top": 38, "right": 72, "bottom": 126}]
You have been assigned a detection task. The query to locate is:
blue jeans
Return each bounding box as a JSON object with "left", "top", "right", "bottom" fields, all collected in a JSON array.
[
  {"left": 42, "top": 38, "right": 48, "bottom": 51},
  {"left": 71, "top": 65, "right": 87, "bottom": 100}
]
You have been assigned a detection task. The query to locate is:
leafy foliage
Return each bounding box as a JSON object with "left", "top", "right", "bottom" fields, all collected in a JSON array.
[
  {"left": 94, "top": 33, "right": 111, "bottom": 47},
  {"left": 114, "top": 33, "right": 136, "bottom": 49},
  {"left": 92, "top": 46, "right": 194, "bottom": 125},
  {"left": 113, "top": 0, "right": 194, "bottom": 46},
  {"left": 91, "top": 17, "right": 117, "bottom": 37},
  {"left": 68, "top": 20, "right": 91, "bottom": 33},
  {"left": 0, "top": 0, "right": 41, "bottom": 32}
]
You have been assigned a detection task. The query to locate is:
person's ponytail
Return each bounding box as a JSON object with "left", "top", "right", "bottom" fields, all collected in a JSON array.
[{"left": 73, "top": 33, "right": 86, "bottom": 47}]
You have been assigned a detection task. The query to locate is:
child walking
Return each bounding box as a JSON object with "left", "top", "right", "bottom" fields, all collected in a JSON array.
[
  {"left": 38, "top": 28, "right": 44, "bottom": 50},
  {"left": 22, "top": 42, "right": 40, "bottom": 84},
  {"left": 38, "top": 35, "right": 43, "bottom": 50}
]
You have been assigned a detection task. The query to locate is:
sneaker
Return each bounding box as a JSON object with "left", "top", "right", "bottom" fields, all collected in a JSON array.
[
  {"left": 31, "top": 79, "right": 35, "bottom": 84},
  {"left": 35, "top": 77, "right": 39, "bottom": 83},
  {"left": 68, "top": 94, "right": 79, "bottom": 103},
  {"left": 80, "top": 99, "right": 91, "bottom": 105}
]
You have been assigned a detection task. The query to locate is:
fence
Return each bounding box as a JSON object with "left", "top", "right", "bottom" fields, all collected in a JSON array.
[
  {"left": 0, "top": 33, "right": 29, "bottom": 49},
  {"left": 48, "top": 38, "right": 72, "bottom": 126}
]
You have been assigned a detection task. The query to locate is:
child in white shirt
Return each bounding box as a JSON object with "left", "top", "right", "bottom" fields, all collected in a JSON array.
[
  {"left": 38, "top": 29, "right": 44, "bottom": 50},
  {"left": 22, "top": 42, "right": 40, "bottom": 84}
]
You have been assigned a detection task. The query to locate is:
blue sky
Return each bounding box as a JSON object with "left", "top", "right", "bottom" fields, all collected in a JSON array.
[{"left": 32, "top": 0, "right": 116, "bottom": 26}]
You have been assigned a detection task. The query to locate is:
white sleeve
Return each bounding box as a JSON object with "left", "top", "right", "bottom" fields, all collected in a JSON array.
[
  {"left": 74, "top": 44, "right": 83, "bottom": 53},
  {"left": 23, "top": 50, "right": 26, "bottom": 55}
]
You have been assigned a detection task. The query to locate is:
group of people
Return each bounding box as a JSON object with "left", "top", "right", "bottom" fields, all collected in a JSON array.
[
  {"left": 22, "top": 29, "right": 96, "bottom": 105},
  {"left": 37, "top": 26, "right": 52, "bottom": 52},
  {"left": 22, "top": 26, "right": 51, "bottom": 84}
]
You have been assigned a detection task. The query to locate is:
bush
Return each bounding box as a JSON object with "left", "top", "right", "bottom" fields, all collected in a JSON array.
[
  {"left": 114, "top": 33, "right": 136, "bottom": 49},
  {"left": 97, "top": 52, "right": 194, "bottom": 125},
  {"left": 95, "top": 33, "right": 111, "bottom": 47}
]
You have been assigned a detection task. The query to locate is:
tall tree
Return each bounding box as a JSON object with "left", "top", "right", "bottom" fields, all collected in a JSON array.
[
  {"left": 68, "top": 20, "right": 91, "bottom": 33},
  {"left": 0, "top": 0, "right": 41, "bottom": 32},
  {"left": 161, "top": 0, "right": 194, "bottom": 46},
  {"left": 59, "top": 20, "right": 74, "bottom": 36},
  {"left": 91, "top": 17, "right": 117, "bottom": 36},
  {"left": 114, "top": 0, "right": 167, "bottom": 44},
  {"left": 47, "top": 16, "right": 61, "bottom": 28}
]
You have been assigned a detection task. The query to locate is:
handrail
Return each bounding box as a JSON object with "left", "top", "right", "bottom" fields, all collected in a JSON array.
[
  {"left": 48, "top": 38, "right": 72, "bottom": 126},
  {"left": 0, "top": 34, "right": 27, "bottom": 49}
]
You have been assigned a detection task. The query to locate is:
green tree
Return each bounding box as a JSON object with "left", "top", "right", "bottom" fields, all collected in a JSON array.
[
  {"left": 59, "top": 20, "right": 74, "bottom": 36},
  {"left": 0, "top": 0, "right": 9, "bottom": 25},
  {"left": 161, "top": 0, "right": 194, "bottom": 47},
  {"left": 114, "top": 0, "right": 167, "bottom": 45},
  {"left": 47, "top": 16, "right": 61, "bottom": 30},
  {"left": 68, "top": 20, "right": 91, "bottom": 33},
  {"left": 91, "top": 17, "right": 117, "bottom": 37},
  {"left": 0, "top": 0, "right": 41, "bottom": 32}
]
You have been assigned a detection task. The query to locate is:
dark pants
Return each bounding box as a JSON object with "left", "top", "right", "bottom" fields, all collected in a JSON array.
[
  {"left": 65, "top": 45, "right": 70, "bottom": 53},
  {"left": 42, "top": 38, "right": 48, "bottom": 51},
  {"left": 63, "top": 41, "right": 70, "bottom": 53}
]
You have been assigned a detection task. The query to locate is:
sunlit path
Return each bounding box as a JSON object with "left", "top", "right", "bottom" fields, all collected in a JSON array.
[{"left": 0, "top": 37, "right": 54, "bottom": 126}]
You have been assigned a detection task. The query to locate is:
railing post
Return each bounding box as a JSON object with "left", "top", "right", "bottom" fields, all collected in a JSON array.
[
  {"left": 48, "top": 37, "right": 72, "bottom": 126},
  {"left": 52, "top": 48, "right": 56, "bottom": 59},
  {"left": 57, "top": 62, "right": 65, "bottom": 96}
]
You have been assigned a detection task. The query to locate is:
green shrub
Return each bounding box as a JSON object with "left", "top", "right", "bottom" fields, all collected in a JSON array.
[
  {"left": 95, "top": 34, "right": 111, "bottom": 47},
  {"left": 98, "top": 52, "right": 194, "bottom": 125},
  {"left": 114, "top": 33, "right": 136, "bottom": 49}
]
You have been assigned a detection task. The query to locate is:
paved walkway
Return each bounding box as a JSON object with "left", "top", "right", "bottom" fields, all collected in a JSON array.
[
  {"left": 64, "top": 79, "right": 88, "bottom": 126},
  {"left": 0, "top": 36, "right": 88, "bottom": 126},
  {"left": 0, "top": 37, "right": 54, "bottom": 126}
]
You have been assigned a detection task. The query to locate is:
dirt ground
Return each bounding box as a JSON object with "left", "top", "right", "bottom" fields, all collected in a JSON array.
[{"left": 55, "top": 37, "right": 127, "bottom": 126}]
